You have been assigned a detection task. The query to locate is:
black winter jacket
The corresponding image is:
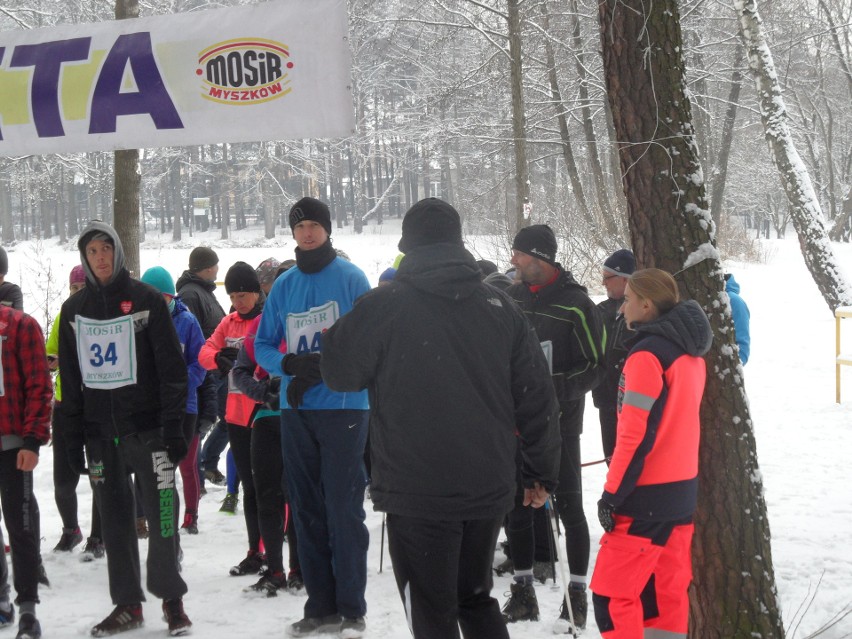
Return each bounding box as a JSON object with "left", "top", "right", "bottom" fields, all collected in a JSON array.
[
  {"left": 508, "top": 268, "right": 605, "bottom": 435},
  {"left": 58, "top": 222, "right": 188, "bottom": 443},
  {"left": 322, "top": 243, "right": 561, "bottom": 521},
  {"left": 176, "top": 271, "right": 225, "bottom": 339},
  {"left": 592, "top": 296, "right": 629, "bottom": 410}
]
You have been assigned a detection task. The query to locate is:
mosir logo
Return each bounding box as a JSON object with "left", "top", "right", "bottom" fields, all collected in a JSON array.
[{"left": 198, "top": 38, "right": 293, "bottom": 105}]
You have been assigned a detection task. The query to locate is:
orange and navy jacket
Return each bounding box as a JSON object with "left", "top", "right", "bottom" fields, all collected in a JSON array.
[
  {"left": 199, "top": 309, "right": 261, "bottom": 427},
  {"left": 0, "top": 306, "right": 52, "bottom": 451},
  {"left": 603, "top": 300, "right": 712, "bottom": 521}
]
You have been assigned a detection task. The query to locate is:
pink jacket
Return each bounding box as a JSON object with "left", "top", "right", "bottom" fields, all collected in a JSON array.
[{"left": 199, "top": 312, "right": 258, "bottom": 427}]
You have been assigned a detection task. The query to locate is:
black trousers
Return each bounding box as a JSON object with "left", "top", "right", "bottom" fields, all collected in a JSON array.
[
  {"left": 52, "top": 403, "right": 101, "bottom": 537},
  {"left": 554, "top": 399, "right": 590, "bottom": 578},
  {"left": 88, "top": 431, "right": 187, "bottom": 604},
  {"left": 250, "top": 415, "right": 300, "bottom": 575},
  {"left": 386, "top": 514, "right": 509, "bottom": 639},
  {"left": 227, "top": 423, "right": 259, "bottom": 553},
  {"left": 0, "top": 449, "right": 40, "bottom": 604}
]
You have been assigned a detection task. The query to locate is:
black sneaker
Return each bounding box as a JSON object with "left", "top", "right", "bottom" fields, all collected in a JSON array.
[
  {"left": 340, "top": 616, "right": 366, "bottom": 639},
  {"left": 15, "top": 612, "right": 40, "bottom": 639},
  {"left": 53, "top": 527, "right": 83, "bottom": 552},
  {"left": 286, "top": 614, "right": 342, "bottom": 637},
  {"left": 501, "top": 581, "right": 539, "bottom": 622},
  {"left": 0, "top": 603, "right": 14, "bottom": 628},
  {"left": 287, "top": 570, "right": 304, "bottom": 593},
  {"left": 219, "top": 492, "right": 238, "bottom": 515},
  {"left": 244, "top": 570, "right": 287, "bottom": 597},
  {"left": 162, "top": 599, "right": 191, "bottom": 636},
  {"left": 204, "top": 468, "right": 226, "bottom": 486},
  {"left": 229, "top": 550, "right": 265, "bottom": 576},
  {"left": 80, "top": 537, "right": 106, "bottom": 562},
  {"left": 91, "top": 604, "right": 144, "bottom": 637}
]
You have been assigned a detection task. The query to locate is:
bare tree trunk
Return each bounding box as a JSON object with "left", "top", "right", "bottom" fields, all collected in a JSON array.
[
  {"left": 507, "top": 0, "right": 531, "bottom": 232},
  {"left": 708, "top": 43, "right": 745, "bottom": 226},
  {"left": 113, "top": 0, "right": 140, "bottom": 275},
  {"left": 736, "top": 0, "right": 852, "bottom": 310},
  {"left": 598, "top": 0, "right": 786, "bottom": 636}
]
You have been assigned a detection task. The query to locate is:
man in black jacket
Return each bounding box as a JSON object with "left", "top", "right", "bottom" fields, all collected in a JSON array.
[
  {"left": 322, "top": 199, "right": 560, "bottom": 639},
  {"left": 505, "top": 224, "right": 605, "bottom": 632},
  {"left": 58, "top": 221, "right": 191, "bottom": 637},
  {"left": 592, "top": 249, "right": 635, "bottom": 461},
  {"left": 176, "top": 246, "right": 227, "bottom": 486}
]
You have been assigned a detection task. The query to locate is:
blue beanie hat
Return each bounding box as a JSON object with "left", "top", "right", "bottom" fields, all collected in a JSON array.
[{"left": 141, "top": 266, "right": 176, "bottom": 296}]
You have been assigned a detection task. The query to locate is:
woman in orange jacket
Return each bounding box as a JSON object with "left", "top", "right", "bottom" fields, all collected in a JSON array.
[
  {"left": 590, "top": 269, "right": 712, "bottom": 639},
  {"left": 198, "top": 262, "right": 263, "bottom": 576}
]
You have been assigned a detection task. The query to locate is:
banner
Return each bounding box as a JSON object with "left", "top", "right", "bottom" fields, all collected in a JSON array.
[{"left": 0, "top": 0, "right": 354, "bottom": 157}]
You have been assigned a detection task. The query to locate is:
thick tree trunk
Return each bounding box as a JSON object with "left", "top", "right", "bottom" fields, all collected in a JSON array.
[
  {"left": 736, "top": 0, "right": 852, "bottom": 311},
  {"left": 507, "top": 0, "right": 531, "bottom": 232},
  {"left": 598, "top": 0, "right": 786, "bottom": 637}
]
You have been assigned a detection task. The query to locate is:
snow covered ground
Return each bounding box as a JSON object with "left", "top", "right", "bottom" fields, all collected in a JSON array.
[{"left": 5, "top": 220, "right": 852, "bottom": 638}]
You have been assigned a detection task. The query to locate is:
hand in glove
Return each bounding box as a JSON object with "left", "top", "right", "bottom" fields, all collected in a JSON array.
[
  {"left": 65, "top": 430, "right": 88, "bottom": 475},
  {"left": 597, "top": 499, "right": 616, "bottom": 533},
  {"left": 215, "top": 346, "right": 240, "bottom": 375},
  {"left": 286, "top": 375, "right": 321, "bottom": 409},
  {"left": 281, "top": 353, "right": 322, "bottom": 384},
  {"left": 264, "top": 377, "right": 282, "bottom": 411},
  {"left": 166, "top": 437, "right": 189, "bottom": 464}
]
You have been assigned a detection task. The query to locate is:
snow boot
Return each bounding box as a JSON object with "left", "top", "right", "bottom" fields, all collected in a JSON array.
[
  {"left": 0, "top": 603, "right": 14, "bottom": 628},
  {"left": 243, "top": 570, "right": 287, "bottom": 597},
  {"left": 15, "top": 613, "right": 40, "bottom": 639},
  {"left": 340, "top": 616, "right": 366, "bottom": 639},
  {"left": 219, "top": 492, "right": 238, "bottom": 515},
  {"left": 493, "top": 557, "right": 514, "bottom": 576},
  {"left": 286, "top": 614, "right": 342, "bottom": 637},
  {"left": 180, "top": 512, "right": 198, "bottom": 535},
  {"left": 80, "top": 537, "right": 105, "bottom": 562},
  {"left": 501, "top": 581, "right": 539, "bottom": 622},
  {"left": 552, "top": 588, "right": 587, "bottom": 634}
]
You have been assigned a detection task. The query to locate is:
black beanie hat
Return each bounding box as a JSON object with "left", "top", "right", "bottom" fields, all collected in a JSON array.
[
  {"left": 0, "top": 247, "right": 7, "bottom": 275},
  {"left": 603, "top": 249, "right": 635, "bottom": 276},
  {"left": 189, "top": 246, "right": 219, "bottom": 272},
  {"left": 512, "top": 224, "right": 558, "bottom": 265},
  {"left": 224, "top": 261, "right": 261, "bottom": 294},
  {"left": 289, "top": 197, "right": 332, "bottom": 236},
  {"left": 398, "top": 198, "right": 463, "bottom": 253}
]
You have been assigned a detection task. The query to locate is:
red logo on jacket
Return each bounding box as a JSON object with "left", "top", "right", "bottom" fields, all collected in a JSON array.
[{"left": 120, "top": 301, "right": 133, "bottom": 314}]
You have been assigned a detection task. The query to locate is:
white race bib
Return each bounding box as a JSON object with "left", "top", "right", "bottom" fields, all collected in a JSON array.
[
  {"left": 285, "top": 301, "right": 339, "bottom": 355},
  {"left": 76, "top": 315, "right": 137, "bottom": 389}
]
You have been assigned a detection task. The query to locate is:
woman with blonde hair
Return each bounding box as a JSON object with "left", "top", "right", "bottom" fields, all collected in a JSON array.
[{"left": 591, "top": 268, "right": 712, "bottom": 639}]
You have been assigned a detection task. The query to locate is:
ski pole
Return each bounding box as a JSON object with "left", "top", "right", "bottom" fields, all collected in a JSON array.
[
  {"left": 547, "top": 496, "right": 578, "bottom": 636},
  {"left": 379, "top": 513, "right": 386, "bottom": 573},
  {"left": 544, "top": 499, "right": 558, "bottom": 587}
]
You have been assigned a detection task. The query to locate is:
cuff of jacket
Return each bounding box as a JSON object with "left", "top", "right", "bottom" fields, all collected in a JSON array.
[{"left": 23, "top": 437, "right": 41, "bottom": 454}]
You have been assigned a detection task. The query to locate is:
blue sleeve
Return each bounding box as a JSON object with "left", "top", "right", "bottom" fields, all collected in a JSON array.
[
  {"left": 729, "top": 294, "right": 750, "bottom": 365},
  {"left": 185, "top": 316, "right": 207, "bottom": 393}
]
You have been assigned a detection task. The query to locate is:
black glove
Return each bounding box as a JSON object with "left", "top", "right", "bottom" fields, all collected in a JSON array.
[
  {"left": 597, "top": 499, "right": 616, "bottom": 533},
  {"left": 166, "top": 437, "right": 189, "bottom": 464},
  {"left": 197, "top": 417, "right": 215, "bottom": 436},
  {"left": 264, "top": 377, "right": 282, "bottom": 410},
  {"left": 286, "top": 375, "right": 321, "bottom": 409},
  {"left": 64, "top": 430, "right": 88, "bottom": 475},
  {"left": 267, "top": 377, "right": 282, "bottom": 394},
  {"left": 215, "top": 346, "right": 240, "bottom": 375},
  {"left": 281, "top": 353, "right": 322, "bottom": 384}
]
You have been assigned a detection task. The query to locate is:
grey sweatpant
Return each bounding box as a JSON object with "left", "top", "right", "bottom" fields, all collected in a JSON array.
[{"left": 87, "top": 430, "right": 187, "bottom": 605}]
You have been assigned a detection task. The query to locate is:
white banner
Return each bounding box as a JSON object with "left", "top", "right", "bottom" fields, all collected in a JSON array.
[{"left": 0, "top": 0, "right": 354, "bottom": 157}]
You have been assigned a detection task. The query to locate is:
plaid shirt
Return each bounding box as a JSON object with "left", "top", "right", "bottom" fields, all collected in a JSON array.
[{"left": 0, "top": 306, "right": 52, "bottom": 448}]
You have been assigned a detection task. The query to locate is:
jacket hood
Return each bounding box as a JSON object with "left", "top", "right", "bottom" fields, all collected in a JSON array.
[
  {"left": 77, "top": 220, "right": 126, "bottom": 289},
  {"left": 633, "top": 299, "right": 713, "bottom": 357},
  {"left": 395, "top": 243, "right": 482, "bottom": 300},
  {"left": 725, "top": 273, "right": 740, "bottom": 295},
  {"left": 176, "top": 270, "right": 216, "bottom": 293}
]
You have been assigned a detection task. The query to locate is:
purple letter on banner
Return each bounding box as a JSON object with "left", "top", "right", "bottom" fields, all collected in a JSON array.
[
  {"left": 89, "top": 32, "right": 183, "bottom": 134},
  {"left": 10, "top": 38, "right": 91, "bottom": 138}
]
